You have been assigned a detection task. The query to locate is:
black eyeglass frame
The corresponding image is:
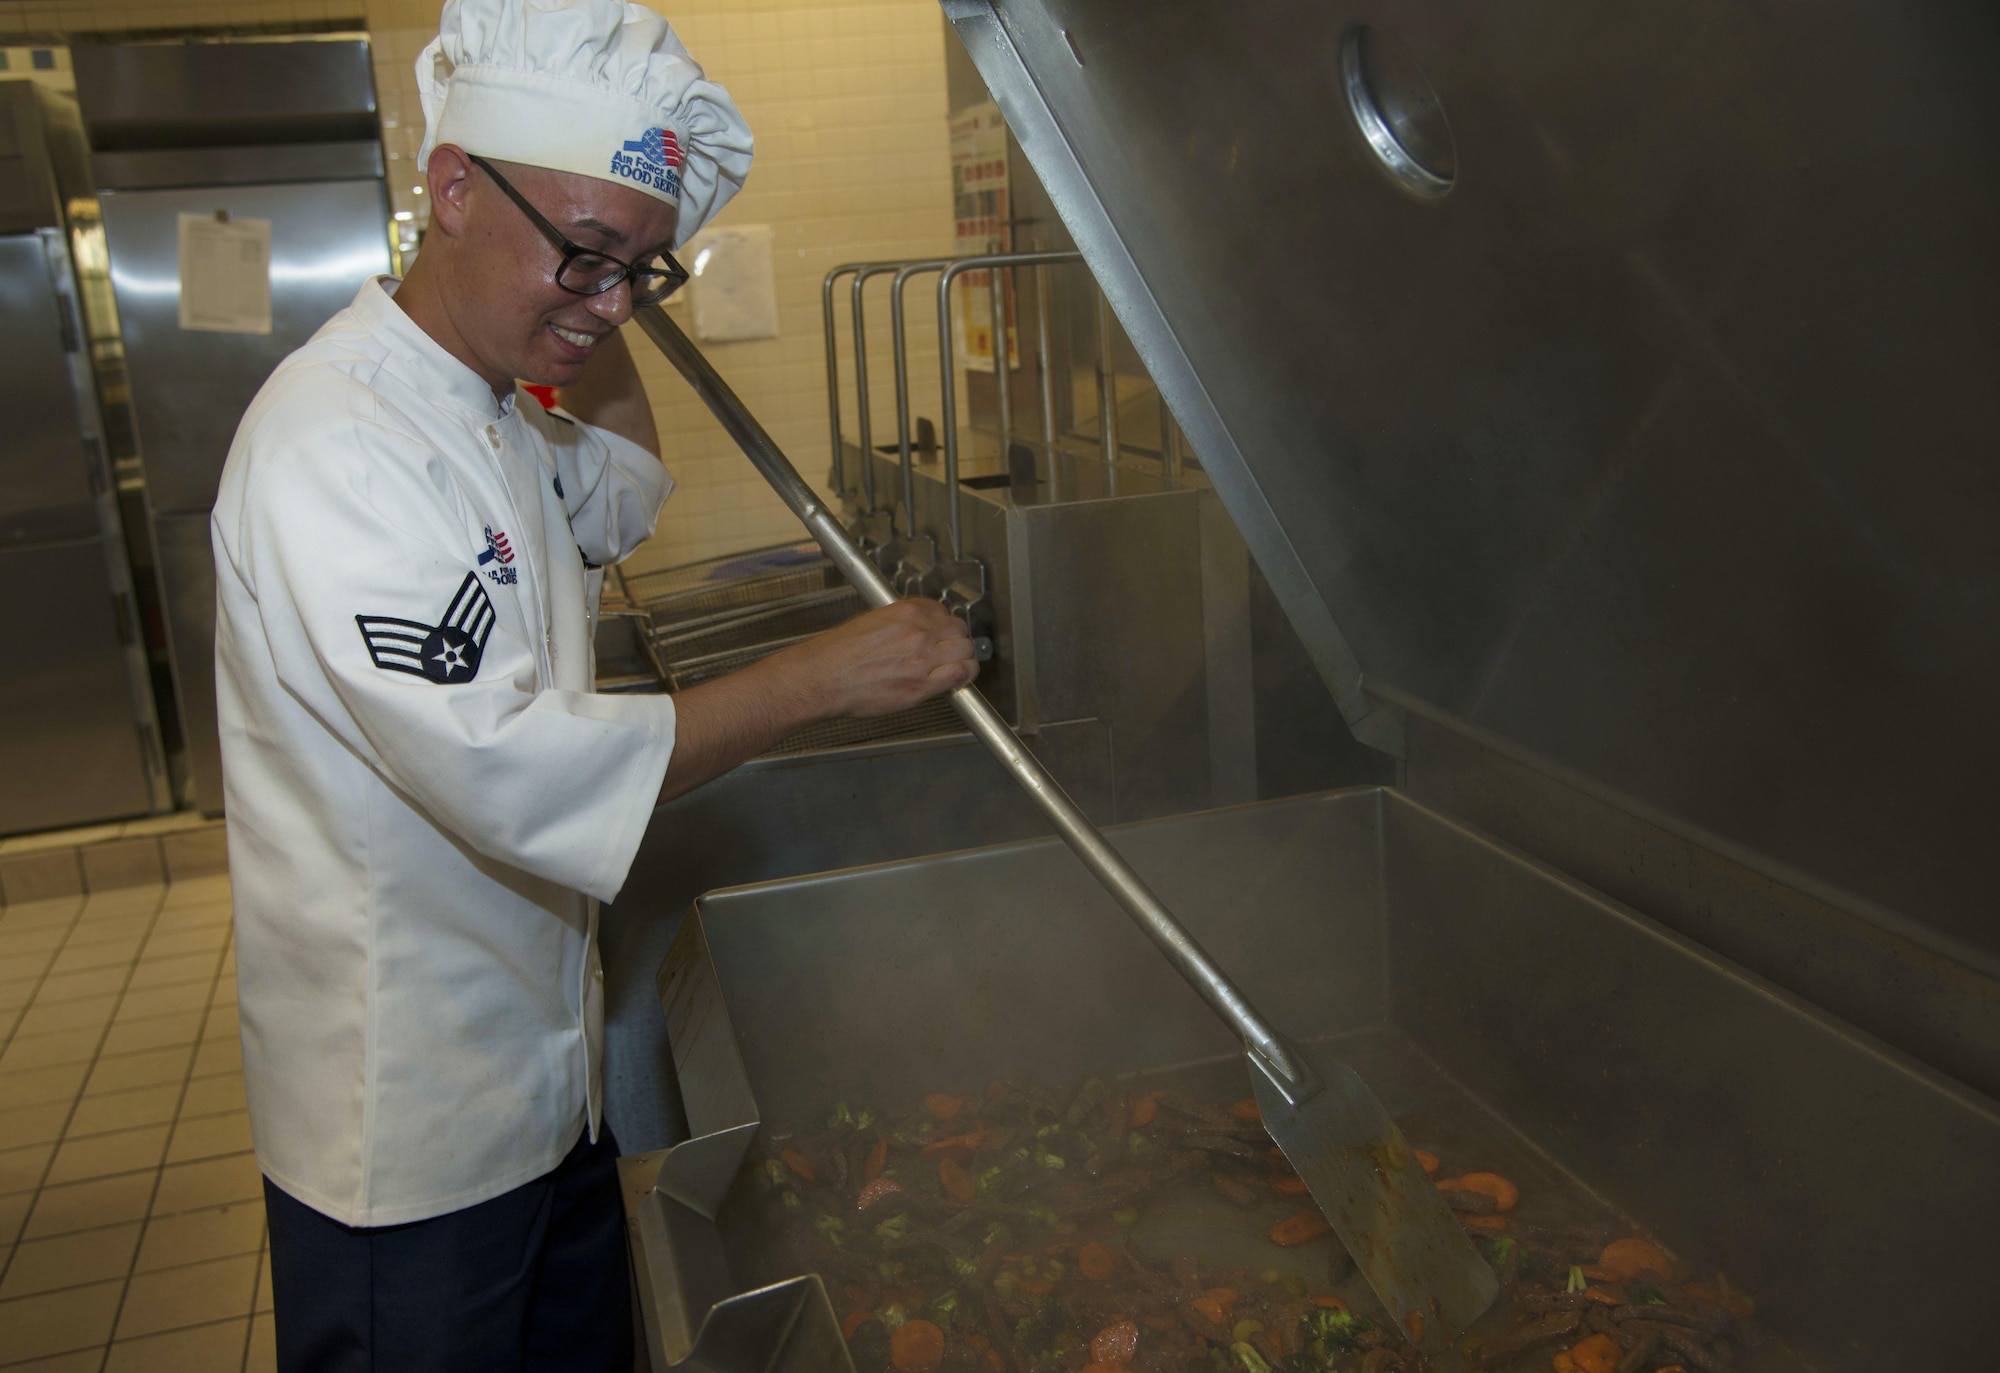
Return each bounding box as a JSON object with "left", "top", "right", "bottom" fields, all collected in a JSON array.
[{"left": 469, "top": 154, "right": 689, "bottom": 306}]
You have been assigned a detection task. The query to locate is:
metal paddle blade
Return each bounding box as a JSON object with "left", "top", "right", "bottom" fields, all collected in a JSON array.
[{"left": 1249, "top": 1038, "right": 1498, "bottom": 1358}]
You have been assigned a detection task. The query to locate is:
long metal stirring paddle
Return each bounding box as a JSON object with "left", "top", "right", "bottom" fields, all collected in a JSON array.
[{"left": 632, "top": 304, "right": 1498, "bottom": 1358}]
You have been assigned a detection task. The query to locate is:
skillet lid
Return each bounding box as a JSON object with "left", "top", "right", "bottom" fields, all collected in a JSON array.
[{"left": 943, "top": 0, "right": 2000, "bottom": 967}]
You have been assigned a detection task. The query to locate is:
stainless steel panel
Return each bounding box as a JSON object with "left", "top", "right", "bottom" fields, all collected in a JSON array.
[
  {"left": 153, "top": 511, "right": 223, "bottom": 815},
  {"left": 92, "top": 141, "right": 385, "bottom": 192},
  {"left": 0, "top": 540, "right": 156, "bottom": 833},
  {"left": 1402, "top": 710, "right": 2000, "bottom": 1104},
  {"left": 646, "top": 789, "right": 2000, "bottom": 1370},
  {"left": 71, "top": 38, "right": 377, "bottom": 151},
  {"left": 99, "top": 177, "right": 391, "bottom": 513},
  {"left": 943, "top": 2, "right": 2000, "bottom": 966},
  {"left": 0, "top": 233, "right": 97, "bottom": 546}
]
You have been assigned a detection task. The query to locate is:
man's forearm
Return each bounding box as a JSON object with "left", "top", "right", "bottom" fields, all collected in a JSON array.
[
  {"left": 656, "top": 651, "right": 823, "bottom": 803},
  {"left": 558, "top": 327, "right": 661, "bottom": 458}
]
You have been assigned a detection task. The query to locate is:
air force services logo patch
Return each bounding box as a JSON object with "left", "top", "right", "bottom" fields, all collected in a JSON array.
[
  {"left": 609, "top": 126, "right": 684, "bottom": 198},
  {"left": 356, "top": 572, "right": 496, "bottom": 685}
]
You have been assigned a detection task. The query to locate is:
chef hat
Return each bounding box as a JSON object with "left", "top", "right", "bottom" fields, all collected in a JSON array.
[{"left": 416, "top": 0, "right": 753, "bottom": 248}]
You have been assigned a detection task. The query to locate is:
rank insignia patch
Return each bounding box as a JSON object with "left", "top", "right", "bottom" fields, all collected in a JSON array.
[{"left": 356, "top": 572, "right": 496, "bottom": 684}]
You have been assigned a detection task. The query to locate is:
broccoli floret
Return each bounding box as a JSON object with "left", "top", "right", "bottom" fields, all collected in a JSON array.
[
  {"left": 872, "top": 1213, "right": 909, "bottom": 1242},
  {"left": 1230, "top": 1342, "right": 1273, "bottom": 1373},
  {"left": 1304, "top": 1307, "right": 1372, "bottom": 1353}
]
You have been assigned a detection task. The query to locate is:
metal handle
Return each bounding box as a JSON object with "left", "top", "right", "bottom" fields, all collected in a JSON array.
[
  {"left": 937, "top": 252, "right": 1083, "bottom": 556},
  {"left": 891, "top": 259, "right": 962, "bottom": 536},
  {"left": 633, "top": 303, "right": 1313, "bottom": 1095}
]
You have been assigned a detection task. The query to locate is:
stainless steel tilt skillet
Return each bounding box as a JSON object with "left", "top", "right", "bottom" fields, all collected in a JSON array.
[{"left": 633, "top": 303, "right": 1498, "bottom": 1360}]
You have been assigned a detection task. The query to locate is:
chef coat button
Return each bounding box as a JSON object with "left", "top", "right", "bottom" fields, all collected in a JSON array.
[{"left": 485, "top": 427, "right": 500, "bottom": 447}]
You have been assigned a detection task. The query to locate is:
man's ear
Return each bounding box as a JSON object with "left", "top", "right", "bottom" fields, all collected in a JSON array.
[{"left": 425, "top": 145, "right": 477, "bottom": 239}]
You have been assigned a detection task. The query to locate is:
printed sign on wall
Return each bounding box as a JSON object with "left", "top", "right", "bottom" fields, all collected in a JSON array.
[
  {"left": 949, "top": 102, "right": 1014, "bottom": 374},
  {"left": 177, "top": 212, "right": 272, "bottom": 335}
]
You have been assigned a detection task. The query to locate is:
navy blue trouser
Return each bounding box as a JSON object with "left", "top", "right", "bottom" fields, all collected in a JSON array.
[{"left": 263, "top": 1127, "right": 633, "bottom": 1373}]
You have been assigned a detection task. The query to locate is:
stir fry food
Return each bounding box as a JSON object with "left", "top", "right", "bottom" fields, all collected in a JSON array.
[{"left": 749, "top": 1079, "right": 1766, "bottom": 1373}]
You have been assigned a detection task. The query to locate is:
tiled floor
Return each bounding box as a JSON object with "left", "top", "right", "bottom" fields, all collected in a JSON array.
[{"left": 0, "top": 873, "right": 273, "bottom": 1371}]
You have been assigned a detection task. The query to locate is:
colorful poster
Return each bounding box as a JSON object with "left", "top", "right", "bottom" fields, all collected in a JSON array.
[{"left": 948, "top": 101, "right": 1014, "bottom": 374}]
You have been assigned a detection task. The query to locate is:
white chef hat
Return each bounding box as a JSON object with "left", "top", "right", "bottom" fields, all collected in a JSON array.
[{"left": 416, "top": 0, "right": 753, "bottom": 248}]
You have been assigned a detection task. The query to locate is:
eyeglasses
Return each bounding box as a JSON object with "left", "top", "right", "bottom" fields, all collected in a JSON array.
[{"left": 470, "top": 154, "right": 688, "bottom": 307}]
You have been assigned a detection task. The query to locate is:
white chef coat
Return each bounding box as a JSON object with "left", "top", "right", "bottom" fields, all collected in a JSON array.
[{"left": 211, "top": 276, "right": 677, "bottom": 1227}]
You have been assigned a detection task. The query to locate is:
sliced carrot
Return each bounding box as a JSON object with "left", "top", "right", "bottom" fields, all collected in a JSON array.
[
  {"left": 1019, "top": 1277, "right": 1055, "bottom": 1296},
  {"left": 924, "top": 1094, "right": 966, "bottom": 1121},
  {"left": 1567, "top": 1333, "right": 1622, "bottom": 1373},
  {"left": 1581, "top": 1286, "right": 1619, "bottom": 1306},
  {"left": 1311, "top": 1294, "right": 1347, "bottom": 1310},
  {"left": 1090, "top": 1319, "right": 1140, "bottom": 1364},
  {"left": 938, "top": 1156, "right": 976, "bottom": 1202},
  {"left": 1404, "top": 1311, "right": 1425, "bottom": 1345},
  {"left": 1188, "top": 1295, "right": 1228, "bottom": 1326},
  {"left": 1077, "top": 1242, "right": 1117, "bottom": 1280},
  {"left": 863, "top": 1135, "right": 888, "bottom": 1180},
  {"left": 780, "top": 1149, "right": 816, "bottom": 1183},
  {"left": 842, "top": 1309, "right": 872, "bottom": 1340},
  {"left": 1463, "top": 1214, "right": 1508, "bottom": 1233},
  {"left": 1414, "top": 1148, "right": 1441, "bottom": 1176},
  {"left": 1128, "top": 1092, "right": 1162, "bottom": 1127},
  {"left": 1080, "top": 1365, "right": 1132, "bottom": 1373},
  {"left": 1270, "top": 1211, "right": 1334, "bottom": 1246},
  {"left": 1271, "top": 1175, "right": 1311, "bottom": 1196},
  {"left": 1437, "top": 1172, "right": 1518, "bottom": 1213},
  {"left": 919, "top": 1128, "right": 989, "bottom": 1158},
  {"left": 1598, "top": 1237, "right": 1679, "bottom": 1282},
  {"left": 1205, "top": 1287, "right": 1237, "bottom": 1313},
  {"left": 890, "top": 1318, "right": 946, "bottom": 1373},
  {"left": 1551, "top": 1354, "right": 1578, "bottom": 1373},
  {"left": 1230, "top": 1098, "right": 1262, "bottom": 1123},
  {"left": 857, "top": 1177, "right": 903, "bottom": 1210}
]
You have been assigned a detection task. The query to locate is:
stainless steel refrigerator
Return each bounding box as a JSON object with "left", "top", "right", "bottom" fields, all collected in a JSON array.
[
  {"left": 0, "top": 82, "right": 171, "bottom": 833},
  {"left": 74, "top": 36, "right": 392, "bottom": 814}
]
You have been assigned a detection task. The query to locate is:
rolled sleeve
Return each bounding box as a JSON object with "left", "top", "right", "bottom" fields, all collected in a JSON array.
[{"left": 527, "top": 401, "right": 674, "bottom": 568}]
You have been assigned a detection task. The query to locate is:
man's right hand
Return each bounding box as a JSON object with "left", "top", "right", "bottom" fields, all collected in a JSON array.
[
  {"left": 777, "top": 598, "right": 978, "bottom": 719},
  {"left": 655, "top": 597, "right": 979, "bottom": 804}
]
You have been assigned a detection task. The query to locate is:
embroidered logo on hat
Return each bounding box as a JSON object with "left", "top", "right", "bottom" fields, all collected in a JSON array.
[
  {"left": 625, "top": 127, "right": 684, "bottom": 171},
  {"left": 609, "top": 127, "right": 684, "bottom": 199}
]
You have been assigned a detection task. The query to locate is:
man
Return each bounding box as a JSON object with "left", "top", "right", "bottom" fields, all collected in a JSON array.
[{"left": 209, "top": 1, "right": 975, "bottom": 1367}]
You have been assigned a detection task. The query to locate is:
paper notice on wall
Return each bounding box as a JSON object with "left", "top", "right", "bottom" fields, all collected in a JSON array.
[
  {"left": 686, "top": 223, "right": 779, "bottom": 343},
  {"left": 177, "top": 212, "right": 272, "bottom": 335},
  {"left": 949, "top": 101, "right": 1014, "bottom": 374}
]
